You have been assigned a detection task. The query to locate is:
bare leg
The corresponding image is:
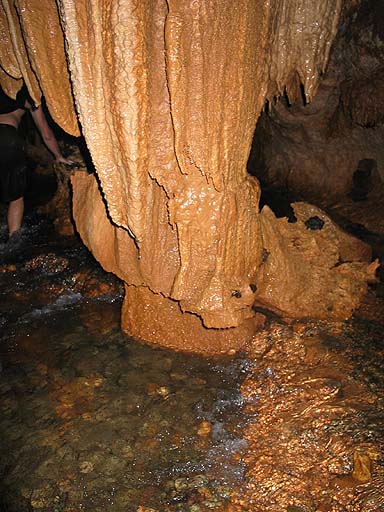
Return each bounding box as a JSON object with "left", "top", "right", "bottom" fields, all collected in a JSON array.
[{"left": 7, "top": 196, "right": 24, "bottom": 237}]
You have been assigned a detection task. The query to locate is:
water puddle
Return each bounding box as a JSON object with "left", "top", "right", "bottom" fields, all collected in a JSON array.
[{"left": 0, "top": 216, "right": 252, "bottom": 511}]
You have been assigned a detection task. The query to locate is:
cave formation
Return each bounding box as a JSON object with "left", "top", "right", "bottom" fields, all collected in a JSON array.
[
  {"left": 248, "top": 0, "right": 384, "bottom": 211},
  {"left": 0, "top": 0, "right": 378, "bottom": 353}
]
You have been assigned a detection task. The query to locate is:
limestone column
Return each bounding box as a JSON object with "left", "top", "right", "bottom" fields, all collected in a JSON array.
[{"left": 62, "top": 0, "right": 269, "bottom": 353}]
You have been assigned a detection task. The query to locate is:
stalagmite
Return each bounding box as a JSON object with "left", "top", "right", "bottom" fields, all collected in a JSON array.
[{"left": 0, "top": 0, "right": 377, "bottom": 353}]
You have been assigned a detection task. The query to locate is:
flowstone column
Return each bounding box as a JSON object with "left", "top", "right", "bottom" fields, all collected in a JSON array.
[
  {"left": 66, "top": 0, "right": 269, "bottom": 353},
  {"left": 62, "top": 0, "right": 375, "bottom": 353}
]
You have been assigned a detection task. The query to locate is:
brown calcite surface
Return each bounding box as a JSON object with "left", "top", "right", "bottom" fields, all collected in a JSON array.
[
  {"left": 256, "top": 203, "right": 378, "bottom": 321},
  {"left": 266, "top": 0, "right": 343, "bottom": 102},
  {"left": 14, "top": 0, "right": 79, "bottom": 136},
  {"left": 0, "top": 3, "right": 22, "bottom": 98},
  {"left": 229, "top": 317, "right": 384, "bottom": 511},
  {"left": 72, "top": 170, "right": 263, "bottom": 354},
  {"left": 2, "top": 0, "right": 41, "bottom": 106},
  {"left": 64, "top": 0, "right": 356, "bottom": 352},
  {"left": 0, "top": 0, "right": 377, "bottom": 352},
  {"left": 122, "top": 285, "right": 265, "bottom": 355},
  {"left": 71, "top": 172, "right": 180, "bottom": 295},
  {"left": 63, "top": 0, "right": 270, "bottom": 341}
]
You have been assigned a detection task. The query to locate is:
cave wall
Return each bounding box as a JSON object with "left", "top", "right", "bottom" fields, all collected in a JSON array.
[
  {"left": 248, "top": 0, "right": 384, "bottom": 206},
  {"left": 0, "top": 0, "right": 376, "bottom": 352}
]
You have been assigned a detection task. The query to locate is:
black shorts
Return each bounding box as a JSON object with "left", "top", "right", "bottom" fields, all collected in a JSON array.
[{"left": 0, "top": 124, "right": 28, "bottom": 203}]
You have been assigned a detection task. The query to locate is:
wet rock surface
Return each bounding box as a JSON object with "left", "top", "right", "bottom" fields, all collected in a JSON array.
[
  {"left": 230, "top": 313, "right": 384, "bottom": 511},
  {"left": 0, "top": 208, "right": 253, "bottom": 512},
  {"left": 0, "top": 195, "right": 383, "bottom": 511}
]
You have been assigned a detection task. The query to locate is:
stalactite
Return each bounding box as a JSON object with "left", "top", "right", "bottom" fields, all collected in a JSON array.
[
  {"left": 14, "top": 0, "right": 79, "bottom": 136},
  {"left": 0, "top": 2, "right": 22, "bottom": 98},
  {"left": 2, "top": 0, "right": 41, "bottom": 105},
  {"left": 267, "top": 0, "right": 343, "bottom": 102}
]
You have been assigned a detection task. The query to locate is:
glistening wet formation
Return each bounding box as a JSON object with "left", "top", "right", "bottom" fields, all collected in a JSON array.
[{"left": 4, "top": 0, "right": 370, "bottom": 352}]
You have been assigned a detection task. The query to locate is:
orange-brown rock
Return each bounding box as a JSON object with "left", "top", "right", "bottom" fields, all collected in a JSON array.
[
  {"left": 0, "top": 0, "right": 377, "bottom": 352},
  {"left": 2, "top": 0, "right": 41, "bottom": 105},
  {"left": 121, "top": 284, "right": 265, "bottom": 354},
  {"left": 0, "top": 3, "right": 22, "bottom": 98},
  {"left": 256, "top": 203, "right": 378, "bottom": 320},
  {"left": 229, "top": 321, "right": 384, "bottom": 511},
  {"left": 14, "top": 0, "right": 79, "bottom": 136}
]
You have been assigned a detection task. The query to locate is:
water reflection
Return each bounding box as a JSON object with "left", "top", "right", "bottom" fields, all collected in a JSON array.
[{"left": 0, "top": 226, "right": 251, "bottom": 511}]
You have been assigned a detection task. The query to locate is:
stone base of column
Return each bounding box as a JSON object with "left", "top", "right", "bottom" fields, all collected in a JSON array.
[{"left": 121, "top": 285, "right": 265, "bottom": 355}]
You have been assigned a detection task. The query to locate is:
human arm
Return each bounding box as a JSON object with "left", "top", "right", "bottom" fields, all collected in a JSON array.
[{"left": 29, "top": 104, "right": 72, "bottom": 164}]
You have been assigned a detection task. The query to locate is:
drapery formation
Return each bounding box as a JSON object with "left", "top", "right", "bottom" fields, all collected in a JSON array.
[
  {"left": 0, "top": 0, "right": 78, "bottom": 135},
  {"left": 0, "top": 0, "right": 376, "bottom": 353}
]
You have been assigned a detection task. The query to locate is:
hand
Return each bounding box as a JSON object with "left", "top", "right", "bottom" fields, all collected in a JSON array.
[{"left": 55, "top": 155, "right": 75, "bottom": 165}]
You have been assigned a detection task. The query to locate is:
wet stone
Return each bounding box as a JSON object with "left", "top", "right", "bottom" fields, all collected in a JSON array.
[
  {"left": 0, "top": 280, "right": 248, "bottom": 511},
  {"left": 1, "top": 205, "right": 384, "bottom": 510},
  {"left": 304, "top": 216, "right": 325, "bottom": 230}
]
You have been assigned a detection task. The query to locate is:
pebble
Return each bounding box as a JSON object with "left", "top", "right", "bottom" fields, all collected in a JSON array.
[
  {"left": 197, "top": 420, "right": 212, "bottom": 436},
  {"left": 79, "top": 461, "right": 94, "bottom": 473}
]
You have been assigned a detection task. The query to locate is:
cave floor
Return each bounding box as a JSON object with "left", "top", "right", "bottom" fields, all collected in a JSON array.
[
  {"left": 0, "top": 188, "right": 383, "bottom": 511},
  {"left": 0, "top": 211, "right": 253, "bottom": 512}
]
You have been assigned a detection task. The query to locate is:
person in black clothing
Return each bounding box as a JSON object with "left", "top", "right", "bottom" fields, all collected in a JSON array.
[{"left": 0, "top": 84, "right": 71, "bottom": 239}]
